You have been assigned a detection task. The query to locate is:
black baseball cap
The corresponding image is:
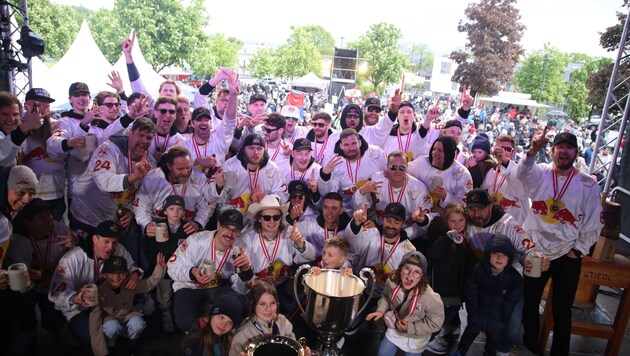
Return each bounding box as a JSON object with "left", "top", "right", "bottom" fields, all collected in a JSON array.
[
  {"left": 552, "top": 132, "right": 578, "bottom": 148},
  {"left": 94, "top": 220, "right": 124, "bottom": 239},
  {"left": 293, "top": 138, "right": 312, "bottom": 151},
  {"left": 68, "top": 82, "right": 90, "bottom": 96},
  {"left": 191, "top": 107, "right": 212, "bottom": 121},
  {"left": 25, "top": 88, "right": 55, "bottom": 103},
  {"left": 288, "top": 180, "right": 311, "bottom": 201},
  {"left": 465, "top": 188, "right": 492, "bottom": 208},
  {"left": 384, "top": 203, "right": 406, "bottom": 221},
  {"left": 219, "top": 209, "right": 244, "bottom": 230},
  {"left": 249, "top": 93, "right": 267, "bottom": 105},
  {"left": 364, "top": 97, "right": 380, "bottom": 108},
  {"left": 101, "top": 255, "right": 128, "bottom": 274}
]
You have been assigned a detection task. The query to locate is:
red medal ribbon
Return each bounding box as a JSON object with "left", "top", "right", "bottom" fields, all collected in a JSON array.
[
  {"left": 248, "top": 167, "right": 260, "bottom": 193},
  {"left": 552, "top": 166, "right": 575, "bottom": 203},
  {"left": 290, "top": 165, "right": 308, "bottom": 181},
  {"left": 211, "top": 232, "right": 232, "bottom": 274},
  {"left": 396, "top": 128, "right": 412, "bottom": 153},
  {"left": 168, "top": 176, "right": 187, "bottom": 201},
  {"left": 192, "top": 136, "right": 208, "bottom": 159},
  {"left": 259, "top": 233, "right": 281, "bottom": 265},
  {"left": 29, "top": 233, "right": 51, "bottom": 267},
  {"left": 388, "top": 178, "right": 407, "bottom": 203},
  {"left": 154, "top": 132, "right": 170, "bottom": 153},
  {"left": 266, "top": 142, "right": 282, "bottom": 162},
  {"left": 314, "top": 138, "right": 328, "bottom": 164},
  {"left": 346, "top": 157, "right": 362, "bottom": 185},
  {"left": 492, "top": 165, "right": 507, "bottom": 194},
  {"left": 390, "top": 284, "right": 420, "bottom": 320},
  {"left": 380, "top": 236, "right": 400, "bottom": 267}
]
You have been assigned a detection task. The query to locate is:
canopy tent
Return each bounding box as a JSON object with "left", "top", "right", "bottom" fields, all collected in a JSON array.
[
  {"left": 290, "top": 72, "right": 327, "bottom": 93},
  {"left": 46, "top": 21, "right": 114, "bottom": 109},
  {"left": 112, "top": 30, "right": 169, "bottom": 99},
  {"left": 476, "top": 91, "right": 549, "bottom": 109}
]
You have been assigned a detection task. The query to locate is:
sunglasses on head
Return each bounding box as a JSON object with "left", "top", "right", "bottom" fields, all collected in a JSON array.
[
  {"left": 311, "top": 122, "right": 327, "bottom": 128},
  {"left": 159, "top": 109, "right": 176, "bottom": 115},
  {"left": 346, "top": 113, "right": 360, "bottom": 119},
  {"left": 262, "top": 214, "right": 282, "bottom": 221},
  {"left": 389, "top": 165, "right": 407, "bottom": 171},
  {"left": 263, "top": 126, "right": 280, "bottom": 134},
  {"left": 367, "top": 107, "right": 381, "bottom": 113},
  {"left": 102, "top": 103, "right": 121, "bottom": 108}
]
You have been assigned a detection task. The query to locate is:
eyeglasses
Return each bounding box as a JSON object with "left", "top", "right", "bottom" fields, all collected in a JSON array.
[
  {"left": 402, "top": 265, "right": 422, "bottom": 278},
  {"left": 311, "top": 122, "right": 327, "bottom": 128},
  {"left": 286, "top": 117, "right": 299, "bottom": 121},
  {"left": 102, "top": 103, "right": 120, "bottom": 108},
  {"left": 389, "top": 165, "right": 407, "bottom": 171},
  {"left": 501, "top": 146, "right": 515, "bottom": 153},
  {"left": 223, "top": 226, "right": 240, "bottom": 236},
  {"left": 263, "top": 127, "right": 280, "bottom": 134},
  {"left": 345, "top": 113, "right": 360, "bottom": 119},
  {"left": 262, "top": 215, "right": 282, "bottom": 221},
  {"left": 257, "top": 300, "right": 278, "bottom": 309},
  {"left": 159, "top": 109, "right": 176, "bottom": 115},
  {"left": 367, "top": 107, "right": 381, "bottom": 113}
]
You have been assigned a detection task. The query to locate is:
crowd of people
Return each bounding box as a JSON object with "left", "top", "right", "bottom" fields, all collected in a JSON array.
[{"left": 0, "top": 32, "right": 606, "bottom": 356}]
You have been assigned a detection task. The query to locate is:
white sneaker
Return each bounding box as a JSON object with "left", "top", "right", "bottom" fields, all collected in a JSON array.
[
  {"left": 426, "top": 336, "right": 449, "bottom": 354},
  {"left": 336, "top": 336, "right": 345, "bottom": 349},
  {"left": 162, "top": 311, "right": 175, "bottom": 333}
]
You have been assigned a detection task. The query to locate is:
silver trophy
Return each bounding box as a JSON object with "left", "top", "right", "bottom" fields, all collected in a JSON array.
[{"left": 293, "top": 265, "right": 375, "bottom": 356}]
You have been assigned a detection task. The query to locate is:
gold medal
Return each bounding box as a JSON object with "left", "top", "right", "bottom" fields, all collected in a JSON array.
[
  {"left": 351, "top": 185, "right": 358, "bottom": 193},
  {"left": 551, "top": 202, "right": 560, "bottom": 213}
]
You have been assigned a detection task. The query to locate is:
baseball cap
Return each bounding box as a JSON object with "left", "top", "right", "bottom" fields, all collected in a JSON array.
[
  {"left": 7, "top": 165, "right": 38, "bottom": 191},
  {"left": 163, "top": 195, "right": 185, "bottom": 211},
  {"left": 443, "top": 120, "right": 462, "bottom": 130},
  {"left": 465, "top": 188, "right": 492, "bottom": 208},
  {"left": 94, "top": 220, "right": 124, "bottom": 239},
  {"left": 293, "top": 138, "right": 312, "bottom": 151},
  {"left": 398, "top": 101, "right": 415, "bottom": 111},
  {"left": 25, "top": 88, "right": 55, "bottom": 103},
  {"left": 68, "top": 82, "right": 90, "bottom": 96},
  {"left": 249, "top": 93, "right": 267, "bottom": 105},
  {"left": 288, "top": 180, "right": 311, "bottom": 201},
  {"left": 552, "top": 132, "right": 578, "bottom": 148},
  {"left": 400, "top": 251, "right": 428, "bottom": 274},
  {"left": 242, "top": 133, "right": 265, "bottom": 147},
  {"left": 191, "top": 107, "right": 212, "bottom": 121},
  {"left": 383, "top": 203, "right": 406, "bottom": 221},
  {"left": 219, "top": 209, "right": 244, "bottom": 230},
  {"left": 280, "top": 105, "right": 300, "bottom": 119},
  {"left": 364, "top": 97, "right": 380, "bottom": 108},
  {"left": 101, "top": 255, "right": 128, "bottom": 274}
]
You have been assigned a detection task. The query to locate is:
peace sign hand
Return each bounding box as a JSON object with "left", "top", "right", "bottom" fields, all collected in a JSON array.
[
  {"left": 251, "top": 184, "right": 265, "bottom": 204},
  {"left": 323, "top": 154, "right": 343, "bottom": 175}
]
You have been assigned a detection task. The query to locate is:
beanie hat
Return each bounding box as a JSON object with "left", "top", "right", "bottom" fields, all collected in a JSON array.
[
  {"left": 210, "top": 293, "right": 244, "bottom": 327},
  {"left": 163, "top": 195, "right": 185, "bottom": 211},
  {"left": 8, "top": 165, "right": 38, "bottom": 191},
  {"left": 472, "top": 136, "right": 491, "bottom": 154},
  {"left": 485, "top": 234, "right": 514, "bottom": 265}
]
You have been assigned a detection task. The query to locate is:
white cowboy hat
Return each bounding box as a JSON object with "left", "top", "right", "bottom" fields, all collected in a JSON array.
[{"left": 246, "top": 194, "right": 289, "bottom": 220}]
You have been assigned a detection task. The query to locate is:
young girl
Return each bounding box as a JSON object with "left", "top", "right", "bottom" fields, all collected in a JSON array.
[
  {"left": 425, "top": 204, "right": 473, "bottom": 354},
  {"left": 366, "top": 251, "right": 444, "bottom": 356},
  {"left": 229, "top": 281, "right": 311, "bottom": 356},
  {"left": 466, "top": 135, "right": 497, "bottom": 188},
  {"left": 180, "top": 293, "right": 245, "bottom": 356}
]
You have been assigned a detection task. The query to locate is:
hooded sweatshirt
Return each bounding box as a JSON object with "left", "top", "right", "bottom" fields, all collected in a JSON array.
[{"left": 0, "top": 166, "right": 14, "bottom": 266}]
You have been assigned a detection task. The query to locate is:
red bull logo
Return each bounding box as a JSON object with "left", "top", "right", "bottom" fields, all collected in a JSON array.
[
  {"left": 229, "top": 197, "right": 246, "bottom": 209},
  {"left": 500, "top": 197, "right": 521, "bottom": 209},
  {"left": 552, "top": 209, "right": 583, "bottom": 229},
  {"left": 531, "top": 201, "right": 548, "bottom": 216},
  {"left": 27, "top": 146, "right": 47, "bottom": 161}
]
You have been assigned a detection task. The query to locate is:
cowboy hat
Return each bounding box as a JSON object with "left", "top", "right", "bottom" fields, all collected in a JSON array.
[{"left": 246, "top": 194, "right": 289, "bottom": 220}]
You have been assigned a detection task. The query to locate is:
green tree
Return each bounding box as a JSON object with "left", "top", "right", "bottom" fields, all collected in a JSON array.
[
  {"left": 348, "top": 23, "right": 407, "bottom": 94},
  {"left": 566, "top": 56, "right": 612, "bottom": 118},
  {"left": 514, "top": 44, "right": 569, "bottom": 105},
  {"left": 407, "top": 43, "right": 434, "bottom": 73},
  {"left": 450, "top": 0, "right": 525, "bottom": 96},
  {"left": 247, "top": 48, "right": 277, "bottom": 78},
  {"left": 21, "top": 0, "right": 83, "bottom": 60},
  {"left": 89, "top": 8, "right": 126, "bottom": 63},
  {"left": 275, "top": 27, "right": 322, "bottom": 79},
  {"left": 300, "top": 25, "right": 335, "bottom": 56}
]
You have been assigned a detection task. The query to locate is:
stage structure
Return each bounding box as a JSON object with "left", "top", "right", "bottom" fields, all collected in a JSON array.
[{"left": 329, "top": 48, "right": 358, "bottom": 99}]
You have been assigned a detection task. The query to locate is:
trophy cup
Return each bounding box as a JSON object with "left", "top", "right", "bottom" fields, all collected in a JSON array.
[{"left": 293, "top": 265, "right": 375, "bottom": 356}]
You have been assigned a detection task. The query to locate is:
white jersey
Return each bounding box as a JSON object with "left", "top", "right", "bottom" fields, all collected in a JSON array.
[
  {"left": 207, "top": 156, "right": 288, "bottom": 214},
  {"left": 278, "top": 160, "right": 322, "bottom": 217},
  {"left": 240, "top": 226, "right": 317, "bottom": 285},
  {"left": 482, "top": 160, "right": 531, "bottom": 225},
  {"left": 265, "top": 140, "right": 291, "bottom": 168},
  {"left": 148, "top": 131, "right": 185, "bottom": 158},
  {"left": 178, "top": 115, "right": 236, "bottom": 175},
  {"left": 318, "top": 146, "right": 388, "bottom": 213},
  {"left": 21, "top": 135, "right": 65, "bottom": 200},
  {"left": 134, "top": 167, "right": 213, "bottom": 233},
  {"left": 48, "top": 243, "right": 140, "bottom": 320},
  {"left": 381, "top": 126, "right": 426, "bottom": 161},
  {"left": 352, "top": 172, "right": 435, "bottom": 231},
  {"left": 407, "top": 158, "right": 473, "bottom": 213},
  {"left": 344, "top": 222, "right": 416, "bottom": 298},
  {"left": 0, "top": 129, "right": 19, "bottom": 166},
  {"left": 283, "top": 126, "right": 309, "bottom": 145},
  {"left": 71, "top": 136, "right": 156, "bottom": 228},
  {"left": 517, "top": 155, "right": 604, "bottom": 260},
  {"left": 167, "top": 230, "right": 249, "bottom": 294},
  {"left": 296, "top": 214, "right": 349, "bottom": 256}
]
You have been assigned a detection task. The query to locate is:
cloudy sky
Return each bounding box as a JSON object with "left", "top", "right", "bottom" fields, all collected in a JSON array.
[{"left": 53, "top": 0, "right": 624, "bottom": 58}]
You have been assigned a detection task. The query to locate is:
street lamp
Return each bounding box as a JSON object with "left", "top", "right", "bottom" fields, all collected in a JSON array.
[{"left": 538, "top": 57, "right": 550, "bottom": 102}]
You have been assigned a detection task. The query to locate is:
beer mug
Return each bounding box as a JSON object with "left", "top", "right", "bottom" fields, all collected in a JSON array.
[
  {"left": 82, "top": 283, "right": 99, "bottom": 307},
  {"left": 202, "top": 260, "right": 216, "bottom": 278},
  {"left": 524, "top": 252, "right": 542, "bottom": 278},
  {"left": 1, "top": 263, "right": 29, "bottom": 292},
  {"left": 85, "top": 133, "right": 98, "bottom": 152},
  {"left": 154, "top": 223, "right": 168, "bottom": 242}
]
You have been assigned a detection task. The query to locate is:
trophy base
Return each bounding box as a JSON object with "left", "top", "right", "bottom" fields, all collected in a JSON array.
[{"left": 316, "top": 333, "right": 345, "bottom": 356}]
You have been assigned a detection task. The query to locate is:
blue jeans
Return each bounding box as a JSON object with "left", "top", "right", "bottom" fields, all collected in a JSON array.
[
  {"left": 103, "top": 315, "right": 146, "bottom": 341},
  {"left": 377, "top": 335, "right": 422, "bottom": 356}
]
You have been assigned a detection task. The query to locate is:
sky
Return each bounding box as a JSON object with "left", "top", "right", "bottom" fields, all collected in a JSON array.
[{"left": 52, "top": 0, "right": 625, "bottom": 58}]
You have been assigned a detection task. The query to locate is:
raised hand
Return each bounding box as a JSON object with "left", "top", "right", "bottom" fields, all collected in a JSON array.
[
  {"left": 20, "top": 102, "right": 46, "bottom": 132},
  {"left": 290, "top": 195, "right": 305, "bottom": 220},
  {"left": 390, "top": 89, "right": 402, "bottom": 112},
  {"left": 289, "top": 220, "right": 305, "bottom": 249},
  {"left": 121, "top": 31, "right": 135, "bottom": 60},
  {"left": 411, "top": 206, "right": 426, "bottom": 224},
  {"left": 107, "top": 70, "right": 124, "bottom": 93},
  {"left": 129, "top": 151, "right": 151, "bottom": 185},
  {"left": 128, "top": 95, "right": 150, "bottom": 119},
  {"left": 460, "top": 85, "right": 474, "bottom": 110},
  {"left": 55, "top": 226, "right": 78, "bottom": 247},
  {"left": 322, "top": 154, "right": 343, "bottom": 175},
  {"left": 528, "top": 126, "right": 549, "bottom": 156},
  {"left": 359, "top": 179, "right": 382, "bottom": 195},
  {"left": 424, "top": 100, "right": 441, "bottom": 122},
  {"left": 156, "top": 252, "right": 166, "bottom": 268},
  {"left": 307, "top": 169, "right": 318, "bottom": 192},
  {"left": 353, "top": 203, "right": 369, "bottom": 226},
  {"left": 251, "top": 184, "right": 265, "bottom": 204},
  {"left": 280, "top": 141, "right": 292, "bottom": 156}
]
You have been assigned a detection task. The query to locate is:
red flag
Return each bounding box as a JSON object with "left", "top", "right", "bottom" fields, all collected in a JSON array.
[{"left": 286, "top": 90, "right": 305, "bottom": 107}]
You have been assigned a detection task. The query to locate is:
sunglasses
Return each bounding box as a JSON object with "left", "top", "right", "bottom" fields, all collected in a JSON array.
[
  {"left": 367, "top": 107, "right": 381, "bottom": 113},
  {"left": 389, "top": 165, "right": 407, "bottom": 171},
  {"left": 102, "top": 103, "right": 121, "bottom": 108},
  {"left": 261, "top": 214, "right": 282, "bottom": 221},
  {"left": 500, "top": 146, "right": 515, "bottom": 153},
  {"left": 286, "top": 117, "right": 299, "bottom": 121},
  {"left": 263, "top": 126, "right": 280, "bottom": 134},
  {"left": 346, "top": 113, "right": 360, "bottom": 119},
  {"left": 159, "top": 109, "right": 176, "bottom": 115},
  {"left": 311, "top": 122, "right": 327, "bottom": 128}
]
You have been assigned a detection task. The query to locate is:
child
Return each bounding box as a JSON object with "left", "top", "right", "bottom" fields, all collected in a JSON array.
[
  {"left": 89, "top": 253, "right": 166, "bottom": 356},
  {"left": 148, "top": 194, "right": 190, "bottom": 332},
  {"left": 467, "top": 135, "right": 497, "bottom": 188},
  {"left": 312, "top": 236, "right": 352, "bottom": 272},
  {"left": 366, "top": 251, "right": 445, "bottom": 356},
  {"left": 425, "top": 204, "right": 473, "bottom": 354},
  {"left": 452, "top": 234, "right": 522, "bottom": 356}
]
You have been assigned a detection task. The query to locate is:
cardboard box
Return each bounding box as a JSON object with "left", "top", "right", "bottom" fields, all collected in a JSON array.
[{"left": 592, "top": 236, "right": 617, "bottom": 262}]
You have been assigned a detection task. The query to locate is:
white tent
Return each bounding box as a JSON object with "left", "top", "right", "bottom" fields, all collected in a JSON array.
[
  {"left": 112, "top": 31, "right": 168, "bottom": 99},
  {"left": 46, "top": 20, "right": 114, "bottom": 108},
  {"left": 31, "top": 57, "right": 52, "bottom": 89},
  {"left": 291, "top": 72, "right": 327, "bottom": 93}
]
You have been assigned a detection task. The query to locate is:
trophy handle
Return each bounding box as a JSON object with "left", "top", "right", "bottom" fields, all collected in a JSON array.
[
  {"left": 293, "top": 264, "right": 311, "bottom": 317},
  {"left": 353, "top": 267, "right": 376, "bottom": 320}
]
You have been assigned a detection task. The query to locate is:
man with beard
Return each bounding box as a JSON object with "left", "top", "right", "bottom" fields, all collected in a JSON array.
[
  {"left": 135, "top": 146, "right": 210, "bottom": 239},
  {"left": 281, "top": 105, "right": 308, "bottom": 144},
  {"left": 353, "top": 150, "right": 433, "bottom": 232},
  {"left": 70, "top": 118, "right": 155, "bottom": 239},
  {"left": 407, "top": 136, "right": 473, "bottom": 213},
  {"left": 362, "top": 97, "right": 382, "bottom": 127},
  {"left": 210, "top": 133, "right": 288, "bottom": 214},
  {"left": 318, "top": 128, "right": 388, "bottom": 214},
  {"left": 260, "top": 113, "right": 291, "bottom": 167},
  {"left": 296, "top": 192, "right": 351, "bottom": 258},
  {"left": 48, "top": 220, "right": 142, "bottom": 347},
  {"left": 167, "top": 209, "right": 252, "bottom": 331},
  {"left": 305, "top": 111, "right": 335, "bottom": 165},
  {"left": 519, "top": 130, "right": 603, "bottom": 356},
  {"left": 0, "top": 91, "right": 46, "bottom": 166},
  {"left": 149, "top": 97, "right": 185, "bottom": 162}
]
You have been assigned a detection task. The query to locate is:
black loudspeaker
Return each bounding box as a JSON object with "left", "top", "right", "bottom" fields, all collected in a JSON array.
[{"left": 331, "top": 48, "right": 358, "bottom": 82}]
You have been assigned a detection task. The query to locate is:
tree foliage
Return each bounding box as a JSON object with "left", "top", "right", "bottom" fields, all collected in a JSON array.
[
  {"left": 566, "top": 56, "right": 612, "bottom": 118},
  {"left": 514, "top": 44, "right": 569, "bottom": 105},
  {"left": 300, "top": 25, "right": 335, "bottom": 56},
  {"left": 247, "top": 48, "right": 277, "bottom": 78},
  {"left": 407, "top": 43, "right": 434, "bottom": 73},
  {"left": 274, "top": 26, "right": 322, "bottom": 79},
  {"left": 348, "top": 23, "right": 407, "bottom": 94},
  {"left": 449, "top": 0, "right": 525, "bottom": 96}
]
